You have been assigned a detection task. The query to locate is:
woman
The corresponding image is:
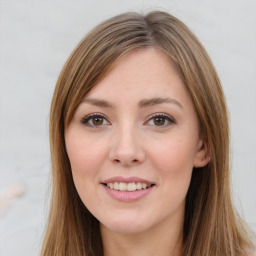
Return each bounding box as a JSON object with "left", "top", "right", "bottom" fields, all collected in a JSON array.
[{"left": 41, "top": 11, "right": 255, "bottom": 256}]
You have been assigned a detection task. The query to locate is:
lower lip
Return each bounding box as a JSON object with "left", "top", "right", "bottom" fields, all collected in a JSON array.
[{"left": 102, "top": 185, "right": 154, "bottom": 202}]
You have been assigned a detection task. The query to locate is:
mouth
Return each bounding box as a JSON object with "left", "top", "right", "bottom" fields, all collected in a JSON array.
[
  {"left": 103, "top": 182, "right": 155, "bottom": 192},
  {"left": 101, "top": 177, "right": 155, "bottom": 202}
]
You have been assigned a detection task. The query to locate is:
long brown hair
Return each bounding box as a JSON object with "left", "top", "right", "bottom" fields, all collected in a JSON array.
[{"left": 41, "top": 11, "right": 255, "bottom": 256}]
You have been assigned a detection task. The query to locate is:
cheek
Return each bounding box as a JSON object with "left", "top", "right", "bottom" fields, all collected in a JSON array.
[
  {"left": 65, "top": 134, "right": 108, "bottom": 207},
  {"left": 149, "top": 137, "right": 195, "bottom": 194},
  {"left": 151, "top": 137, "right": 196, "bottom": 172},
  {"left": 66, "top": 133, "right": 107, "bottom": 176},
  {"left": 65, "top": 133, "right": 109, "bottom": 208}
]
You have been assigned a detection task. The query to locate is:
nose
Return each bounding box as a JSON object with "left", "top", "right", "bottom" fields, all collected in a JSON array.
[{"left": 108, "top": 126, "right": 146, "bottom": 167}]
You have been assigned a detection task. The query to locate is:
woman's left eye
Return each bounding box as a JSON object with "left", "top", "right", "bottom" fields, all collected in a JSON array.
[{"left": 146, "top": 114, "right": 175, "bottom": 127}]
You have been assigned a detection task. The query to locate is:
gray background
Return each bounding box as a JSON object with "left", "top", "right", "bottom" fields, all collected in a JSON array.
[{"left": 0, "top": 0, "right": 255, "bottom": 255}]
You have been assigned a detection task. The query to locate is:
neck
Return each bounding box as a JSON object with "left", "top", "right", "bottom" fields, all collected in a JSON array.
[{"left": 100, "top": 213, "right": 183, "bottom": 256}]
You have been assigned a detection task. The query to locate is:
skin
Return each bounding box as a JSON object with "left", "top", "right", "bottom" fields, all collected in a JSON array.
[{"left": 65, "top": 48, "right": 209, "bottom": 256}]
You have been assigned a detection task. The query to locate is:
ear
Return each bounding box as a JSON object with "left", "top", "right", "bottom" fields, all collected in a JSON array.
[{"left": 193, "top": 139, "right": 210, "bottom": 167}]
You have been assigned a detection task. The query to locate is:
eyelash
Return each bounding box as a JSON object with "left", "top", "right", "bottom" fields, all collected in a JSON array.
[
  {"left": 81, "top": 113, "right": 110, "bottom": 128},
  {"left": 145, "top": 113, "right": 175, "bottom": 127},
  {"left": 80, "top": 113, "right": 175, "bottom": 128}
]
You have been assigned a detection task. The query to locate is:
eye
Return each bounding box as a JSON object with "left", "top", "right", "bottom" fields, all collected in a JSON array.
[
  {"left": 146, "top": 114, "right": 175, "bottom": 127},
  {"left": 81, "top": 113, "right": 110, "bottom": 127}
]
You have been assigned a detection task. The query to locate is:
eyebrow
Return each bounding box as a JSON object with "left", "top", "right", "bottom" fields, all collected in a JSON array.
[
  {"left": 83, "top": 97, "right": 183, "bottom": 109},
  {"left": 83, "top": 98, "right": 114, "bottom": 108},
  {"left": 138, "top": 97, "right": 183, "bottom": 109}
]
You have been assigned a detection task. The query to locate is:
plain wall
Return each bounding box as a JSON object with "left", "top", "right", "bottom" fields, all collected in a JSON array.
[{"left": 0, "top": 0, "right": 255, "bottom": 255}]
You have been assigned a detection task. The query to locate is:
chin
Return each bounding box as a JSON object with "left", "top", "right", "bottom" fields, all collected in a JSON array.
[
  {"left": 102, "top": 222, "right": 150, "bottom": 235},
  {"left": 99, "top": 214, "right": 152, "bottom": 234}
]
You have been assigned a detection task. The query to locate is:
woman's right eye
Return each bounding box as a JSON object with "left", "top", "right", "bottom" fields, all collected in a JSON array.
[{"left": 81, "top": 114, "right": 110, "bottom": 127}]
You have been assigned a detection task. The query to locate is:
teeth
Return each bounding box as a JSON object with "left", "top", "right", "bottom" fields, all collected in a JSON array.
[
  {"left": 114, "top": 182, "right": 119, "bottom": 190},
  {"left": 136, "top": 182, "right": 142, "bottom": 190},
  {"left": 119, "top": 182, "right": 127, "bottom": 191},
  {"left": 127, "top": 182, "right": 136, "bottom": 191},
  {"left": 106, "top": 182, "right": 152, "bottom": 191}
]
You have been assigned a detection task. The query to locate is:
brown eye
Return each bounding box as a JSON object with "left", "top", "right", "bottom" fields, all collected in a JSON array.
[
  {"left": 81, "top": 114, "right": 110, "bottom": 127},
  {"left": 153, "top": 117, "right": 166, "bottom": 126},
  {"left": 92, "top": 116, "right": 104, "bottom": 126},
  {"left": 146, "top": 114, "right": 175, "bottom": 127}
]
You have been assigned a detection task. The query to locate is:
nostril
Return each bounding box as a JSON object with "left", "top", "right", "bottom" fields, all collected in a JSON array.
[{"left": 112, "top": 158, "right": 139, "bottom": 165}]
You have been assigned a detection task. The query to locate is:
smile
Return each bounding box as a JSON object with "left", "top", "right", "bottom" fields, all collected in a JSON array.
[
  {"left": 105, "top": 182, "right": 153, "bottom": 192},
  {"left": 101, "top": 177, "right": 155, "bottom": 202}
]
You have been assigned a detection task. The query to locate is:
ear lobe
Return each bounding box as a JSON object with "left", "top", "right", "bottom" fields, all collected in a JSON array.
[{"left": 193, "top": 139, "right": 210, "bottom": 168}]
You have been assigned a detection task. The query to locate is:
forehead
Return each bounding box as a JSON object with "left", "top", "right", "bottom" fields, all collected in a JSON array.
[
  {"left": 85, "top": 48, "right": 193, "bottom": 108},
  {"left": 92, "top": 48, "right": 177, "bottom": 88}
]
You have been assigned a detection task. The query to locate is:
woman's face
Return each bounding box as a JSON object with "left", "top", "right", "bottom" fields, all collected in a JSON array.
[{"left": 65, "top": 48, "right": 208, "bottom": 235}]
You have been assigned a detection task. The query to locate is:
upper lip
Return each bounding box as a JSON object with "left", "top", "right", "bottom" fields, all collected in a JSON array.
[{"left": 101, "top": 176, "right": 155, "bottom": 185}]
